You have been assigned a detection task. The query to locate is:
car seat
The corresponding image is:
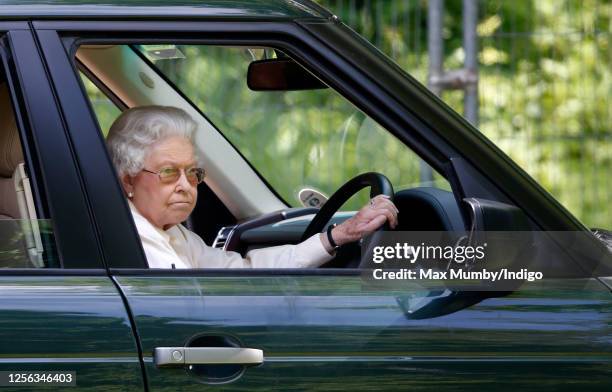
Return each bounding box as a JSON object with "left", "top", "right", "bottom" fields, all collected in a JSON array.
[{"left": 0, "top": 83, "right": 44, "bottom": 267}]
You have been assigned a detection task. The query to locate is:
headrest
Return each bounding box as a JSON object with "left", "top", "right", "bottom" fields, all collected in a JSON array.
[{"left": 0, "top": 83, "right": 23, "bottom": 177}]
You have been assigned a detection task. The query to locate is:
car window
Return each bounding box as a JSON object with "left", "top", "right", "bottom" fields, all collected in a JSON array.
[
  {"left": 79, "top": 72, "right": 121, "bottom": 136},
  {"left": 77, "top": 42, "right": 463, "bottom": 271},
  {"left": 134, "top": 44, "right": 451, "bottom": 210},
  {"left": 0, "top": 80, "right": 58, "bottom": 268}
]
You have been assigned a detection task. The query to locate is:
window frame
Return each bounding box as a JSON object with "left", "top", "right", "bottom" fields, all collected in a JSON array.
[
  {"left": 0, "top": 26, "right": 106, "bottom": 271},
  {"left": 35, "top": 19, "right": 511, "bottom": 273},
  {"left": 77, "top": 59, "right": 128, "bottom": 113}
]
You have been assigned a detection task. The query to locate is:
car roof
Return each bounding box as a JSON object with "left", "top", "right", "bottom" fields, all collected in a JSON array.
[{"left": 0, "top": 0, "right": 332, "bottom": 20}]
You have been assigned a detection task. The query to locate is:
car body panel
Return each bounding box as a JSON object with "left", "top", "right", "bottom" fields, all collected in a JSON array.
[
  {"left": 117, "top": 274, "right": 612, "bottom": 390},
  {"left": 0, "top": 276, "right": 144, "bottom": 390}
]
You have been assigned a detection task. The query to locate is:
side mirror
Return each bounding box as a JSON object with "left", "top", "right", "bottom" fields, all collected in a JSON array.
[
  {"left": 247, "top": 59, "right": 328, "bottom": 91},
  {"left": 397, "top": 199, "right": 531, "bottom": 320},
  {"left": 461, "top": 198, "right": 534, "bottom": 287},
  {"left": 463, "top": 198, "right": 531, "bottom": 232},
  {"left": 397, "top": 289, "right": 507, "bottom": 320}
]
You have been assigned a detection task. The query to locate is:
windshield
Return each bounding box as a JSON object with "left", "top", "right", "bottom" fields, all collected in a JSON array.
[{"left": 135, "top": 44, "right": 449, "bottom": 209}]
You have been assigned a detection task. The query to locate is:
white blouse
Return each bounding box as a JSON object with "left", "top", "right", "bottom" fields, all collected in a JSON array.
[{"left": 129, "top": 202, "right": 333, "bottom": 269}]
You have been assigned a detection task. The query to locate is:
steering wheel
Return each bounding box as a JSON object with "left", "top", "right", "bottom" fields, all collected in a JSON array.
[{"left": 300, "top": 172, "right": 394, "bottom": 244}]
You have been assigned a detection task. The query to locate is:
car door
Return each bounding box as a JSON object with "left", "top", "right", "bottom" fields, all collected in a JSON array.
[
  {"left": 34, "top": 17, "right": 612, "bottom": 392},
  {"left": 0, "top": 24, "right": 144, "bottom": 391}
]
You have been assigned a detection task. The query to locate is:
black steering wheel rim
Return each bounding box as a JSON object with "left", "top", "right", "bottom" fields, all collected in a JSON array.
[{"left": 300, "top": 172, "right": 394, "bottom": 242}]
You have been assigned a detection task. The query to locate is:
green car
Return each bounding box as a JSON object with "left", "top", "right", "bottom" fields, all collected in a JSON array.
[{"left": 0, "top": 1, "right": 610, "bottom": 391}]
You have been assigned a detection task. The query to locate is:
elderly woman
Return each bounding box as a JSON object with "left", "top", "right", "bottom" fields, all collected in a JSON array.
[{"left": 107, "top": 106, "right": 398, "bottom": 269}]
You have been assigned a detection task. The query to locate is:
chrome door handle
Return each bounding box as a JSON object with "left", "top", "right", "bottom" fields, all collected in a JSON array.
[{"left": 154, "top": 347, "right": 264, "bottom": 367}]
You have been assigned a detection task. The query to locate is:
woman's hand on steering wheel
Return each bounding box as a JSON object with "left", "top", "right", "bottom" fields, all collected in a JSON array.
[{"left": 331, "top": 194, "right": 399, "bottom": 246}]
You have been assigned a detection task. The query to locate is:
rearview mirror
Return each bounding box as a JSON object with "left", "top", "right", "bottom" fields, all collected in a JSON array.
[{"left": 247, "top": 59, "right": 328, "bottom": 91}]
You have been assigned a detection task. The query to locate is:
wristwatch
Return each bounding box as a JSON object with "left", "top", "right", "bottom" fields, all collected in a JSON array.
[{"left": 326, "top": 223, "right": 340, "bottom": 251}]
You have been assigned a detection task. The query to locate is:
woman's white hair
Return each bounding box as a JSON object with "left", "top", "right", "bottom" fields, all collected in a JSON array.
[{"left": 107, "top": 105, "right": 198, "bottom": 177}]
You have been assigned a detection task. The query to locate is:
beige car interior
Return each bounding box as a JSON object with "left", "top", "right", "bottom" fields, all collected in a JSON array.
[
  {"left": 0, "top": 83, "right": 44, "bottom": 267},
  {"left": 77, "top": 45, "right": 286, "bottom": 220}
]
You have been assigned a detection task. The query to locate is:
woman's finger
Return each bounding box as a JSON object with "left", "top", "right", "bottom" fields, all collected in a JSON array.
[
  {"left": 381, "top": 207, "right": 397, "bottom": 228},
  {"left": 364, "top": 208, "right": 395, "bottom": 230},
  {"left": 362, "top": 204, "right": 397, "bottom": 227},
  {"left": 377, "top": 198, "right": 399, "bottom": 214},
  {"left": 369, "top": 196, "right": 399, "bottom": 214},
  {"left": 360, "top": 214, "right": 388, "bottom": 233},
  {"left": 372, "top": 202, "right": 397, "bottom": 227}
]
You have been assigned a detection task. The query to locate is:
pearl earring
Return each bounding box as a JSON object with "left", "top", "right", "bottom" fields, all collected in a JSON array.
[{"left": 128, "top": 192, "right": 134, "bottom": 198}]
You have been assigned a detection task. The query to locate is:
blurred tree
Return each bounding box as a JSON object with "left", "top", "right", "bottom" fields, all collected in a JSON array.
[
  {"left": 82, "top": 0, "right": 609, "bottom": 228},
  {"left": 317, "top": 0, "right": 611, "bottom": 229}
]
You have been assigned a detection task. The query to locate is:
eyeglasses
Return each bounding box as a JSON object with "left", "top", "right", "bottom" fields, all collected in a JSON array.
[{"left": 142, "top": 166, "right": 206, "bottom": 185}]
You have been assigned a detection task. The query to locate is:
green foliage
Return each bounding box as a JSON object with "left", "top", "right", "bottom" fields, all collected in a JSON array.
[
  {"left": 82, "top": 0, "right": 610, "bottom": 228},
  {"left": 148, "top": 45, "right": 446, "bottom": 210},
  {"left": 79, "top": 74, "right": 121, "bottom": 136},
  {"left": 318, "top": 0, "right": 611, "bottom": 228}
]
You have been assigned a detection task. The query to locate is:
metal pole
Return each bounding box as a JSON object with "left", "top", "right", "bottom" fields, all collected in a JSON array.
[
  {"left": 422, "top": 0, "right": 443, "bottom": 183},
  {"left": 428, "top": 0, "right": 443, "bottom": 96},
  {"left": 463, "top": 0, "right": 479, "bottom": 126}
]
